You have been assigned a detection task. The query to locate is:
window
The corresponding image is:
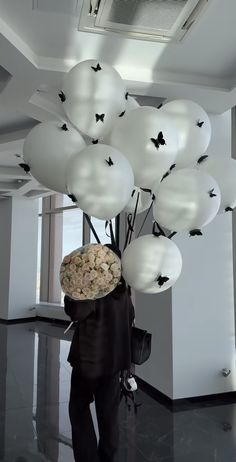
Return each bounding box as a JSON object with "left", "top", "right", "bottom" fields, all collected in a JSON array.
[
  {"left": 90, "top": 217, "right": 116, "bottom": 245},
  {"left": 39, "top": 194, "right": 119, "bottom": 305}
]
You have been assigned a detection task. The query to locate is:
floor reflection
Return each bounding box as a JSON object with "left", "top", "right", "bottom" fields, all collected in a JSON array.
[{"left": 0, "top": 320, "right": 236, "bottom": 462}]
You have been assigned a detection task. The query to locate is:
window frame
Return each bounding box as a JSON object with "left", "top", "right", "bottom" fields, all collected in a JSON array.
[{"left": 39, "top": 194, "right": 119, "bottom": 304}]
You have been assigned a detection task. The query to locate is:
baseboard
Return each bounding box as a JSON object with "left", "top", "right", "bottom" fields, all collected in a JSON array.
[
  {"left": 136, "top": 376, "right": 236, "bottom": 411},
  {"left": 35, "top": 315, "right": 71, "bottom": 326},
  {"left": 0, "top": 316, "right": 69, "bottom": 326},
  {"left": 0, "top": 317, "right": 36, "bottom": 324}
]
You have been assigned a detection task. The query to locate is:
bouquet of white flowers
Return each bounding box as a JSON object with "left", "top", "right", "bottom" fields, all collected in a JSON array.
[{"left": 60, "top": 244, "right": 121, "bottom": 300}]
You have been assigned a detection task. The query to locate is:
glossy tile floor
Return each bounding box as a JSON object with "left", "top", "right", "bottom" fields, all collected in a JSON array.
[{"left": 1, "top": 321, "right": 236, "bottom": 462}]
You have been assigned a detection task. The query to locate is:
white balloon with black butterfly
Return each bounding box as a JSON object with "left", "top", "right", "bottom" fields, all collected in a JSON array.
[
  {"left": 109, "top": 106, "right": 179, "bottom": 188},
  {"left": 66, "top": 144, "right": 134, "bottom": 220},
  {"left": 197, "top": 155, "right": 236, "bottom": 213},
  {"left": 60, "top": 59, "right": 126, "bottom": 139},
  {"left": 122, "top": 234, "right": 182, "bottom": 294},
  {"left": 23, "top": 121, "right": 86, "bottom": 193},
  {"left": 153, "top": 168, "right": 221, "bottom": 233},
  {"left": 160, "top": 99, "right": 211, "bottom": 169}
]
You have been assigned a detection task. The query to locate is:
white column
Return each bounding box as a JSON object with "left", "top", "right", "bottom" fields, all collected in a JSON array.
[{"left": 0, "top": 196, "right": 38, "bottom": 320}]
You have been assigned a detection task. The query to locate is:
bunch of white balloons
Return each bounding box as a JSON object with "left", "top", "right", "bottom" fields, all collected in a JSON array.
[{"left": 23, "top": 59, "right": 236, "bottom": 295}]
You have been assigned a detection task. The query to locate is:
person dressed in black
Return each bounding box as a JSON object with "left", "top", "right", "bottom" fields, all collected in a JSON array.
[{"left": 64, "top": 245, "right": 134, "bottom": 462}]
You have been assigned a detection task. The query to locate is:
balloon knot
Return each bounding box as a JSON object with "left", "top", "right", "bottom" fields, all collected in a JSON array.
[
  {"left": 197, "top": 155, "right": 208, "bottom": 164},
  {"left": 61, "top": 123, "right": 68, "bottom": 131},
  {"left": 119, "top": 110, "right": 126, "bottom": 117}
]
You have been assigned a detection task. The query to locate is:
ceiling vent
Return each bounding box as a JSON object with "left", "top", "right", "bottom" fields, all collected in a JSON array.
[{"left": 78, "top": 0, "right": 209, "bottom": 42}]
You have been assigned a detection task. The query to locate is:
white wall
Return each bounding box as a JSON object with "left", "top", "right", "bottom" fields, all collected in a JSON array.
[
  {"left": 134, "top": 213, "right": 174, "bottom": 397},
  {"left": 135, "top": 110, "right": 236, "bottom": 399},
  {"left": 171, "top": 111, "right": 235, "bottom": 398},
  {"left": 8, "top": 197, "right": 38, "bottom": 319}
]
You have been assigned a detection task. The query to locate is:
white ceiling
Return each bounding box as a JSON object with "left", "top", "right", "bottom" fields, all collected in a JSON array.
[{"left": 0, "top": 0, "right": 236, "bottom": 198}]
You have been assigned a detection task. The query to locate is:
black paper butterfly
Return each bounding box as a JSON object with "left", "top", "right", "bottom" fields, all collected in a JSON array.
[
  {"left": 58, "top": 91, "right": 66, "bottom": 102},
  {"left": 208, "top": 188, "right": 217, "bottom": 198},
  {"left": 170, "top": 163, "right": 176, "bottom": 171},
  {"left": 119, "top": 110, "right": 126, "bottom": 117},
  {"left": 197, "top": 120, "right": 204, "bottom": 128},
  {"left": 225, "top": 206, "right": 233, "bottom": 212},
  {"left": 19, "top": 163, "right": 30, "bottom": 173},
  {"left": 67, "top": 194, "right": 77, "bottom": 203},
  {"left": 92, "top": 139, "right": 99, "bottom": 144},
  {"left": 197, "top": 155, "right": 208, "bottom": 164},
  {"left": 156, "top": 275, "right": 170, "bottom": 287},
  {"left": 161, "top": 171, "right": 170, "bottom": 182},
  {"left": 150, "top": 131, "right": 166, "bottom": 149},
  {"left": 95, "top": 113, "right": 105, "bottom": 123},
  {"left": 105, "top": 157, "right": 114, "bottom": 166},
  {"left": 189, "top": 229, "right": 203, "bottom": 237},
  {"left": 61, "top": 123, "right": 68, "bottom": 131},
  {"left": 91, "top": 63, "right": 102, "bottom": 72}
]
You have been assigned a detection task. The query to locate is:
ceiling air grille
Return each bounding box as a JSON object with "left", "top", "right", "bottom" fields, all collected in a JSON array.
[{"left": 78, "top": 0, "right": 209, "bottom": 42}]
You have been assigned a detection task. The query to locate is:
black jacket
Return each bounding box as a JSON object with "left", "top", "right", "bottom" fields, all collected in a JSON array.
[{"left": 64, "top": 283, "right": 135, "bottom": 377}]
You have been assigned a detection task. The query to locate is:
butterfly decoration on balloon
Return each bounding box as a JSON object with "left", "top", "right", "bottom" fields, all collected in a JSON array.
[{"left": 22, "top": 59, "right": 236, "bottom": 299}]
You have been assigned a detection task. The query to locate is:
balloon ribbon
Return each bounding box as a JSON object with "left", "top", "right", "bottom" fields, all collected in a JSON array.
[{"left": 84, "top": 214, "right": 101, "bottom": 243}]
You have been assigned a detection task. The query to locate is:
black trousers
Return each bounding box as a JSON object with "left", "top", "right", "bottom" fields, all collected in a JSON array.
[{"left": 69, "top": 368, "right": 120, "bottom": 462}]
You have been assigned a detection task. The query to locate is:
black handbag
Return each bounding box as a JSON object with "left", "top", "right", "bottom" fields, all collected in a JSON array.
[{"left": 131, "top": 326, "right": 152, "bottom": 365}]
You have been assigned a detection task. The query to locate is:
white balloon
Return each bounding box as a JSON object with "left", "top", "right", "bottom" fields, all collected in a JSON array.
[
  {"left": 197, "top": 156, "right": 236, "bottom": 213},
  {"left": 153, "top": 168, "right": 221, "bottom": 232},
  {"left": 66, "top": 144, "right": 134, "bottom": 220},
  {"left": 122, "top": 234, "right": 182, "bottom": 293},
  {"left": 161, "top": 99, "right": 211, "bottom": 168},
  {"left": 102, "top": 96, "right": 140, "bottom": 144},
  {"left": 125, "top": 186, "right": 153, "bottom": 215},
  {"left": 61, "top": 60, "right": 126, "bottom": 139},
  {"left": 126, "top": 95, "right": 140, "bottom": 113},
  {"left": 23, "top": 121, "right": 85, "bottom": 193},
  {"left": 109, "top": 106, "right": 179, "bottom": 188}
]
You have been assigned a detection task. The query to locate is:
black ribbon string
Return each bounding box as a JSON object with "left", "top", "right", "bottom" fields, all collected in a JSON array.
[
  {"left": 105, "top": 220, "right": 116, "bottom": 247},
  {"left": 168, "top": 231, "right": 177, "bottom": 239},
  {"left": 152, "top": 221, "right": 166, "bottom": 237},
  {"left": 123, "top": 192, "right": 140, "bottom": 250},
  {"left": 137, "top": 199, "right": 154, "bottom": 238},
  {"left": 84, "top": 214, "right": 101, "bottom": 244}
]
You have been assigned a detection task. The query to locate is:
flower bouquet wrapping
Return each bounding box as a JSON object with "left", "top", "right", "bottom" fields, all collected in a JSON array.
[{"left": 60, "top": 244, "right": 121, "bottom": 300}]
